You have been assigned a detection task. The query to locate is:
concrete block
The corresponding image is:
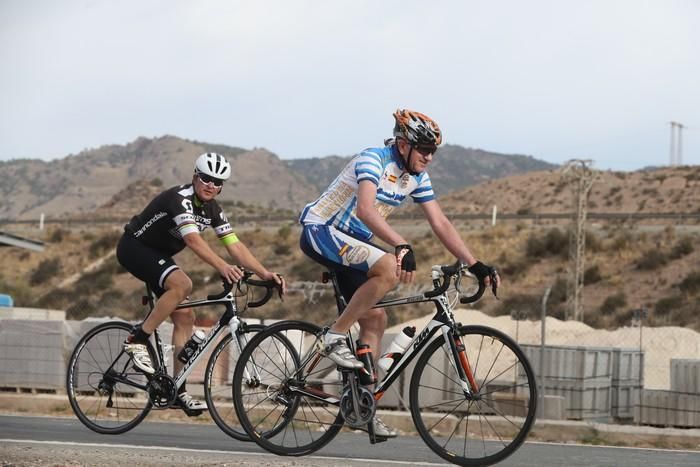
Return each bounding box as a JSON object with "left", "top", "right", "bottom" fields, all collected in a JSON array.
[{"left": 612, "top": 348, "right": 644, "bottom": 385}]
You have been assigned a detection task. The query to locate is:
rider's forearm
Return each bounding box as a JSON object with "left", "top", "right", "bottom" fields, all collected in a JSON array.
[
  {"left": 225, "top": 241, "right": 269, "bottom": 277},
  {"left": 356, "top": 205, "right": 406, "bottom": 247},
  {"left": 429, "top": 214, "right": 477, "bottom": 266},
  {"left": 183, "top": 233, "right": 229, "bottom": 270}
]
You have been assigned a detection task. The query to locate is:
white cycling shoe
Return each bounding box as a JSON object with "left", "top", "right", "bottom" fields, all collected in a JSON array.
[
  {"left": 176, "top": 392, "right": 207, "bottom": 411},
  {"left": 359, "top": 416, "right": 398, "bottom": 438},
  {"left": 319, "top": 333, "right": 364, "bottom": 370},
  {"left": 123, "top": 343, "right": 155, "bottom": 375}
]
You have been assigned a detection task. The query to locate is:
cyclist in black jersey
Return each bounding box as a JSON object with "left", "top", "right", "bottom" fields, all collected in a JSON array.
[{"left": 117, "top": 152, "right": 286, "bottom": 412}]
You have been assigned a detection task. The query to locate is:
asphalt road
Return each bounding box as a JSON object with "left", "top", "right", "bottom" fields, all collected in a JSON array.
[{"left": 2, "top": 415, "right": 700, "bottom": 466}]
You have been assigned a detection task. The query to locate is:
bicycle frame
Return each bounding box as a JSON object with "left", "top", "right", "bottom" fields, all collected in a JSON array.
[
  {"left": 129, "top": 280, "right": 266, "bottom": 394},
  {"left": 292, "top": 271, "right": 477, "bottom": 405}
]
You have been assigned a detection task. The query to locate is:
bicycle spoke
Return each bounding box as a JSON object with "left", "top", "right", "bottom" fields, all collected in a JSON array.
[
  {"left": 410, "top": 326, "right": 537, "bottom": 465},
  {"left": 233, "top": 321, "right": 344, "bottom": 456},
  {"left": 67, "top": 322, "right": 152, "bottom": 434}
]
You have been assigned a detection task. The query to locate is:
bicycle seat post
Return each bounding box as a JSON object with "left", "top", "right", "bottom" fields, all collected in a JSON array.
[
  {"left": 142, "top": 283, "right": 156, "bottom": 318},
  {"left": 323, "top": 269, "right": 347, "bottom": 314}
]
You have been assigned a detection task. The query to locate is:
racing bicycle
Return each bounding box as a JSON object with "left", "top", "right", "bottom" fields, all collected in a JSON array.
[
  {"left": 66, "top": 271, "right": 283, "bottom": 440},
  {"left": 231, "top": 263, "right": 537, "bottom": 466}
]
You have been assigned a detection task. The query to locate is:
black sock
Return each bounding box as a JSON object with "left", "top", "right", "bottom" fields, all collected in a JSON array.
[{"left": 127, "top": 325, "right": 151, "bottom": 344}]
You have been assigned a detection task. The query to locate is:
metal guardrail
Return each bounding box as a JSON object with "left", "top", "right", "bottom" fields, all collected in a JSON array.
[{"left": 2, "top": 211, "right": 700, "bottom": 226}]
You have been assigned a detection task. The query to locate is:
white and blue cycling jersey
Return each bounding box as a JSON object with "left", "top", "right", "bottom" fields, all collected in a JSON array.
[{"left": 299, "top": 143, "right": 435, "bottom": 241}]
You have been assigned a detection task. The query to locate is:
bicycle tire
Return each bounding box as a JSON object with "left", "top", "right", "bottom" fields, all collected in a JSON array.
[
  {"left": 409, "top": 325, "right": 537, "bottom": 466},
  {"left": 205, "top": 323, "right": 266, "bottom": 441},
  {"left": 233, "top": 320, "right": 345, "bottom": 456},
  {"left": 66, "top": 320, "right": 157, "bottom": 434}
]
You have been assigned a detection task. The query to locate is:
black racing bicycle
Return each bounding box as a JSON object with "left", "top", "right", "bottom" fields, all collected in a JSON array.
[
  {"left": 66, "top": 271, "right": 283, "bottom": 440},
  {"left": 231, "top": 263, "right": 537, "bottom": 466}
]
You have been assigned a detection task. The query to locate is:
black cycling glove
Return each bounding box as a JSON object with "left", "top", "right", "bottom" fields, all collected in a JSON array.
[
  {"left": 395, "top": 244, "right": 416, "bottom": 272},
  {"left": 468, "top": 261, "right": 499, "bottom": 298}
]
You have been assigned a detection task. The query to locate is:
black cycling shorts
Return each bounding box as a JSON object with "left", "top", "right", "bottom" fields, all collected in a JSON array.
[{"left": 117, "top": 231, "right": 179, "bottom": 297}]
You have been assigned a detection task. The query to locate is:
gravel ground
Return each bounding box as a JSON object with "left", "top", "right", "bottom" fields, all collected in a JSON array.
[{"left": 0, "top": 443, "right": 372, "bottom": 467}]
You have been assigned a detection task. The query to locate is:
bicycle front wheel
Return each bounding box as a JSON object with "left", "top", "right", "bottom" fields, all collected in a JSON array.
[
  {"left": 66, "top": 321, "right": 156, "bottom": 434},
  {"left": 233, "top": 320, "right": 345, "bottom": 456},
  {"left": 409, "top": 325, "right": 537, "bottom": 466},
  {"left": 205, "top": 323, "right": 265, "bottom": 441}
]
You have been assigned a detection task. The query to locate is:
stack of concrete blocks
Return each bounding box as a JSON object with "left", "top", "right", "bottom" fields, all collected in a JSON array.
[
  {"left": 634, "top": 391, "right": 700, "bottom": 427},
  {"left": 611, "top": 348, "right": 644, "bottom": 420},
  {"left": 670, "top": 359, "right": 700, "bottom": 394},
  {"left": 521, "top": 344, "right": 613, "bottom": 421},
  {"left": 641, "top": 358, "right": 700, "bottom": 428},
  {"left": 0, "top": 319, "right": 67, "bottom": 391},
  {"left": 672, "top": 359, "right": 700, "bottom": 428}
]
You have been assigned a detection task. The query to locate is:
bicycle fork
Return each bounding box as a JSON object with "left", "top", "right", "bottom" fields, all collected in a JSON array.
[
  {"left": 229, "top": 317, "right": 262, "bottom": 385},
  {"left": 442, "top": 327, "right": 480, "bottom": 398}
]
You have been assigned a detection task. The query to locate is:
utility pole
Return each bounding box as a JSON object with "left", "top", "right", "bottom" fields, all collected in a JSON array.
[
  {"left": 669, "top": 121, "right": 684, "bottom": 166},
  {"left": 678, "top": 123, "right": 684, "bottom": 165},
  {"left": 670, "top": 122, "right": 677, "bottom": 166},
  {"left": 561, "top": 159, "right": 596, "bottom": 322}
]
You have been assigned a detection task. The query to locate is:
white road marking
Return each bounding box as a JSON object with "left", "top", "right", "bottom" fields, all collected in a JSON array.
[{"left": 526, "top": 440, "right": 700, "bottom": 454}]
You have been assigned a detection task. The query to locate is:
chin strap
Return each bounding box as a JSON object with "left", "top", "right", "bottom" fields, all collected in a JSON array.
[{"left": 404, "top": 146, "right": 420, "bottom": 176}]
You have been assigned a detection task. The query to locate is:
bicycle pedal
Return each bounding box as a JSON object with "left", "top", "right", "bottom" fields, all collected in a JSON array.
[
  {"left": 179, "top": 407, "right": 205, "bottom": 417},
  {"left": 369, "top": 433, "right": 389, "bottom": 444}
]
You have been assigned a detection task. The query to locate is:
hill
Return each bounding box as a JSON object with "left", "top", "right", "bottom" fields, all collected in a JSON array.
[
  {"left": 0, "top": 136, "right": 316, "bottom": 219},
  {"left": 0, "top": 136, "right": 556, "bottom": 219},
  {"left": 431, "top": 165, "right": 700, "bottom": 215},
  {"left": 286, "top": 144, "right": 555, "bottom": 195}
]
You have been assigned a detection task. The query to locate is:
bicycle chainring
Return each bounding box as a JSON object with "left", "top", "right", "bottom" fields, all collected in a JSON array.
[
  {"left": 147, "top": 373, "right": 177, "bottom": 408},
  {"left": 340, "top": 385, "right": 376, "bottom": 428}
]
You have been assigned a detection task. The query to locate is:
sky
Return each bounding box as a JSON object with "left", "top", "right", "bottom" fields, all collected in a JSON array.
[{"left": 0, "top": 0, "right": 698, "bottom": 171}]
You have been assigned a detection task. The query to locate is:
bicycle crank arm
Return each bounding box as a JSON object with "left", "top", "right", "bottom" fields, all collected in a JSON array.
[{"left": 287, "top": 385, "right": 341, "bottom": 405}]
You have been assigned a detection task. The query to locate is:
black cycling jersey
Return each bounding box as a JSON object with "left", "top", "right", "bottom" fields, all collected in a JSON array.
[{"left": 125, "top": 184, "right": 236, "bottom": 256}]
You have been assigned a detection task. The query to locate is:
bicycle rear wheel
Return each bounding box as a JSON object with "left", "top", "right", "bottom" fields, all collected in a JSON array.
[
  {"left": 409, "top": 325, "right": 537, "bottom": 466},
  {"left": 66, "top": 321, "right": 156, "bottom": 434},
  {"left": 205, "top": 323, "right": 265, "bottom": 441},
  {"left": 233, "top": 320, "right": 345, "bottom": 456}
]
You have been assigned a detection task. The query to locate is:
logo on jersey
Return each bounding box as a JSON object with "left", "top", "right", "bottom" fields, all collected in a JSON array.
[
  {"left": 400, "top": 174, "right": 410, "bottom": 189},
  {"left": 340, "top": 244, "right": 370, "bottom": 265},
  {"left": 387, "top": 174, "right": 397, "bottom": 184}
]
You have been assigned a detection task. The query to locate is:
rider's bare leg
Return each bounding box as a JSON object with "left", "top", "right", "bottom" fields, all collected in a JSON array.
[
  {"left": 141, "top": 270, "right": 192, "bottom": 334},
  {"left": 330, "top": 253, "right": 397, "bottom": 334},
  {"left": 171, "top": 307, "right": 195, "bottom": 375},
  {"left": 357, "top": 307, "right": 387, "bottom": 362}
]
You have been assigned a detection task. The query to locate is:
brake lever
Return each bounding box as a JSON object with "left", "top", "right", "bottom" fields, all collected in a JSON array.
[
  {"left": 276, "top": 273, "right": 285, "bottom": 302},
  {"left": 490, "top": 269, "right": 500, "bottom": 300}
]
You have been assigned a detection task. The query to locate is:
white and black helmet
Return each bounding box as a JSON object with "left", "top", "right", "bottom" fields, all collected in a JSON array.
[{"left": 194, "top": 152, "right": 232, "bottom": 180}]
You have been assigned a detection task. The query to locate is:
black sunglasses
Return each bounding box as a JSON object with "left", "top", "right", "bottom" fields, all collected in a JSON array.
[
  {"left": 413, "top": 144, "right": 438, "bottom": 156},
  {"left": 197, "top": 173, "right": 225, "bottom": 187}
]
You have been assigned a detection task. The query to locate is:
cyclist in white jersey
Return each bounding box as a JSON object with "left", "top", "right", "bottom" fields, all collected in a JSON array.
[{"left": 299, "top": 109, "right": 500, "bottom": 437}]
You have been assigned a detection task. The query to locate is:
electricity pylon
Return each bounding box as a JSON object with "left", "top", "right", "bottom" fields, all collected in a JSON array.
[{"left": 561, "top": 159, "right": 597, "bottom": 322}]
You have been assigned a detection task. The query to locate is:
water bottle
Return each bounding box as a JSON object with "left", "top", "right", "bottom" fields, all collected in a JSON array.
[
  {"left": 356, "top": 341, "right": 377, "bottom": 385},
  {"left": 378, "top": 326, "right": 416, "bottom": 371},
  {"left": 177, "top": 329, "right": 206, "bottom": 363}
]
